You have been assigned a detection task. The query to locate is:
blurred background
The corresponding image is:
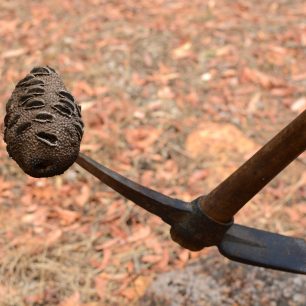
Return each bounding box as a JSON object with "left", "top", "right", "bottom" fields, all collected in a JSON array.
[{"left": 0, "top": 0, "right": 305, "bottom": 305}]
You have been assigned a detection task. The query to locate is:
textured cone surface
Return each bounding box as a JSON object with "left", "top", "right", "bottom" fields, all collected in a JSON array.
[{"left": 4, "top": 66, "right": 84, "bottom": 177}]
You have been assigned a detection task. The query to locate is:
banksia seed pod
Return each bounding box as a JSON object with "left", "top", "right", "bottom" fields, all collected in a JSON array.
[{"left": 4, "top": 66, "right": 84, "bottom": 177}]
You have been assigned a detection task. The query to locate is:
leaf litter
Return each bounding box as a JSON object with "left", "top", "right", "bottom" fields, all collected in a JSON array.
[{"left": 0, "top": 0, "right": 305, "bottom": 305}]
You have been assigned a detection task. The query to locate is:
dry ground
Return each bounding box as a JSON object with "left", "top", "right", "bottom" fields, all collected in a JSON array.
[{"left": 0, "top": 0, "right": 305, "bottom": 305}]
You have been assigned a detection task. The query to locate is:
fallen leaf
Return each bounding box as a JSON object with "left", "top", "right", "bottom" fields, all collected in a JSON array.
[
  {"left": 247, "top": 92, "right": 262, "bottom": 114},
  {"left": 59, "top": 292, "right": 80, "bottom": 306},
  {"left": 98, "top": 272, "right": 128, "bottom": 280},
  {"left": 99, "top": 249, "right": 112, "bottom": 270},
  {"left": 127, "top": 226, "right": 151, "bottom": 243},
  {"left": 142, "top": 254, "right": 162, "bottom": 264},
  {"left": 95, "top": 238, "right": 120, "bottom": 250},
  {"left": 188, "top": 169, "right": 209, "bottom": 186},
  {"left": 24, "top": 293, "right": 44, "bottom": 304},
  {"left": 45, "top": 229, "right": 63, "bottom": 246},
  {"left": 172, "top": 42, "right": 192, "bottom": 59},
  {"left": 125, "top": 127, "right": 161, "bottom": 151},
  {"left": 157, "top": 248, "right": 169, "bottom": 270},
  {"left": 72, "top": 80, "right": 95, "bottom": 98},
  {"left": 241, "top": 67, "right": 284, "bottom": 88},
  {"left": 53, "top": 207, "right": 80, "bottom": 225},
  {"left": 292, "top": 72, "right": 306, "bottom": 81},
  {"left": 95, "top": 276, "right": 107, "bottom": 299},
  {"left": 120, "top": 276, "right": 152, "bottom": 300},
  {"left": 75, "top": 185, "right": 91, "bottom": 207},
  {"left": 2, "top": 48, "right": 27, "bottom": 58},
  {"left": 179, "top": 249, "right": 190, "bottom": 264}
]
